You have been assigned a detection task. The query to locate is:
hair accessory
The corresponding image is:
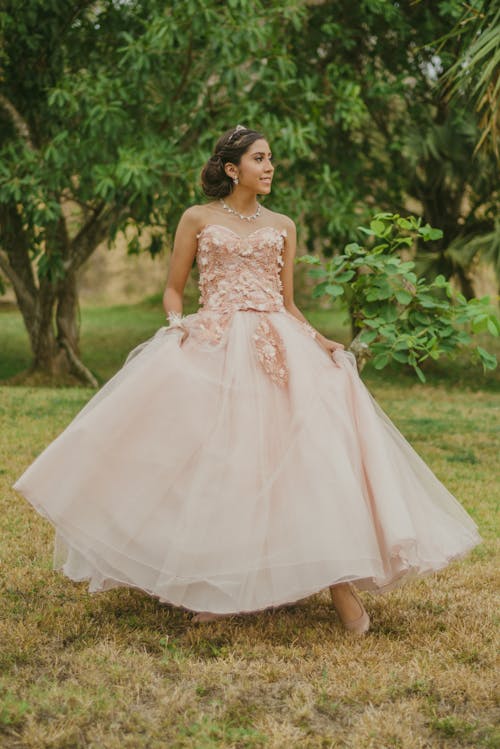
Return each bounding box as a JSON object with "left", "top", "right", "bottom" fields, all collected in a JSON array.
[{"left": 227, "top": 124, "right": 247, "bottom": 144}]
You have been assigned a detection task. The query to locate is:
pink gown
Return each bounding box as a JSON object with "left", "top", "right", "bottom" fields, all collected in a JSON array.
[{"left": 13, "top": 224, "right": 482, "bottom": 614}]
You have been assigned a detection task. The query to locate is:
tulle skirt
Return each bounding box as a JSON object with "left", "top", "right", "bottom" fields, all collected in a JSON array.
[{"left": 13, "top": 309, "right": 482, "bottom": 614}]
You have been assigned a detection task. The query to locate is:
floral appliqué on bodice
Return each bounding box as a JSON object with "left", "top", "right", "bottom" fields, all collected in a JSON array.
[
  {"left": 196, "top": 224, "right": 288, "bottom": 386},
  {"left": 196, "top": 224, "right": 286, "bottom": 314},
  {"left": 168, "top": 224, "right": 318, "bottom": 388}
]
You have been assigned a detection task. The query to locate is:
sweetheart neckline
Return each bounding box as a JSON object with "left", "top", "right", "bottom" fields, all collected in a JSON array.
[{"left": 197, "top": 224, "right": 286, "bottom": 242}]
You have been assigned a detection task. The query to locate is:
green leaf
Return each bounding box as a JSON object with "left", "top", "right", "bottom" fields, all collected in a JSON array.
[
  {"left": 312, "top": 282, "right": 329, "bottom": 298},
  {"left": 325, "top": 283, "right": 344, "bottom": 297},
  {"left": 297, "top": 254, "right": 321, "bottom": 265},
  {"left": 363, "top": 318, "right": 382, "bottom": 328},
  {"left": 377, "top": 304, "right": 398, "bottom": 323},
  {"left": 370, "top": 219, "right": 386, "bottom": 235},
  {"left": 471, "top": 315, "right": 489, "bottom": 333},
  {"left": 414, "top": 365, "right": 426, "bottom": 383},
  {"left": 396, "top": 217, "right": 412, "bottom": 229},
  {"left": 394, "top": 339, "right": 409, "bottom": 351},
  {"left": 456, "top": 331, "right": 472, "bottom": 344},
  {"left": 332, "top": 270, "right": 355, "bottom": 282},
  {"left": 420, "top": 296, "right": 437, "bottom": 309},
  {"left": 393, "top": 236, "right": 414, "bottom": 247},
  {"left": 359, "top": 329, "right": 378, "bottom": 344},
  {"left": 487, "top": 317, "right": 500, "bottom": 336},
  {"left": 398, "top": 261, "right": 415, "bottom": 273},
  {"left": 476, "top": 346, "right": 497, "bottom": 371},
  {"left": 395, "top": 290, "right": 413, "bottom": 305},
  {"left": 419, "top": 224, "right": 443, "bottom": 241},
  {"left": 372, "top": 353, "right": 389, "bottom": 369},
  {"left": 433, "top": 274, "right": 447, "bottom": 287},
  {"left": 307, "top": 267, "right": 328, "bottom": 278},
  {"left": 392, "top": 350, "right": 409, "bottom": 363}
]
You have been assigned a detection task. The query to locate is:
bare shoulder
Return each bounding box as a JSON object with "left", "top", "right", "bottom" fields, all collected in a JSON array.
[
  {"left": 262, "top": 207, "right": 296, "bottom": 236},
  {"left": 178, "top": 204, "right": 208, "bottom": 230}
]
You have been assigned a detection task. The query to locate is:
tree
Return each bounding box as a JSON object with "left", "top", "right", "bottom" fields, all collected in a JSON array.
[
  {"left": 0, "top": 0, "right": 306, "bottom": 383},
  {"left": 432, "top": 1, "right": 500, "bottom": 282},
  {"left": 437, "top": 1, "right": 500, "bottom": 161},
  {"left": 1, "top": 1, "right": 497, "bottom": 385},
  {"left": 262, "top": 0, "right": 498, "bottom": 294}
]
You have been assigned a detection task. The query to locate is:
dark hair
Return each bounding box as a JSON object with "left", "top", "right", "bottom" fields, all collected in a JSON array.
[{"left": 200, "top": 126, "right": 265, "bottom": 198}]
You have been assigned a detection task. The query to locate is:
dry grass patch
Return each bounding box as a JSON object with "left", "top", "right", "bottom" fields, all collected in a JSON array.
[{"left": 1, "top": 381, "right": 498, "bottom": 749}]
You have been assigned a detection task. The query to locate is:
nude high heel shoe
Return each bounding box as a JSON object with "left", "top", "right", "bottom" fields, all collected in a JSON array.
[{"left": 329, "top": 582, "right": 370, "bottom": 635}]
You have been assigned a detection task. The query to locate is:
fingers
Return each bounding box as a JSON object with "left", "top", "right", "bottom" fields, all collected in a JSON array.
[{"left": 179, "top": 328, "right": 189, "bottom": 346}]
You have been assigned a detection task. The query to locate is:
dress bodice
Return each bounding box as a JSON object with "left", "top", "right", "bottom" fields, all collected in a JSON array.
[
  {"left": 185, "top": 223, "right": 313, "bottom": 387},
  {"left": 196, "top": 224, "right": 286, "bottom": 313}
]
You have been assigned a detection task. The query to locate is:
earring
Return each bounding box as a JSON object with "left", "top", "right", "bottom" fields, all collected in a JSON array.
[{"left": 233, "top": 177, "right": 239, "bottom": 185}]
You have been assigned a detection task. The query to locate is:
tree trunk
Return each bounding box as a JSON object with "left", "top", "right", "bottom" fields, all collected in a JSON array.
[
  {"left": 349, "top": 301, "right": 363, "bottom": 341},
  {"left": 1, "top": 200, "right": 122, "bottom": 386},
  {"left": 27, "top": 274, "right": 98, "bottom": 386},
  {"left": 1, "top": 244, "right": 98, "bottom": 387},
  {"left": 56, "top": 270, "right": 80, "bottom": 355},
  {"left": 453, "top": 264, "right": 475, "bottom": 300}
]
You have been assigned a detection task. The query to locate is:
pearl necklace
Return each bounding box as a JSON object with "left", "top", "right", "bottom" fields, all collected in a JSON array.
[{"left": 220, "top": 198, "right": 262, "bottom": 222}]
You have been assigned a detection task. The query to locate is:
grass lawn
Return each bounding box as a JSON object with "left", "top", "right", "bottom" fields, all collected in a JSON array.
[{"left": 0, "top": 301, "right": 499, "bottom": 748}]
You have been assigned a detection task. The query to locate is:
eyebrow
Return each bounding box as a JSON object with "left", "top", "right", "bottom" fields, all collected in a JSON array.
[{"left": 252, "top": 151, "right": 272, "bottom": 156}]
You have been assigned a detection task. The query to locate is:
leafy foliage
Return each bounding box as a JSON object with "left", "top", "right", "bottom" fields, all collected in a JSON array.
[
  {"left": 436, "top": 0, "right": 500, "bottom": 160},
  {"left": 1, "top": 0, "right": 497, "bottom": 278},
  {"left": 267, "top": 0, "right": 499, "bottom": 288},
  {"left": 0, "top": 0, "right": 308, "bottom": 272},
  {"left": 0, "top": 0, "right": 498, "bottom": 380},
  {"left": 0, "top": 0, "right": 309, "bottom": 379},
  {"left": 297, "top": 213, "right": 499, "bottom": 381}
]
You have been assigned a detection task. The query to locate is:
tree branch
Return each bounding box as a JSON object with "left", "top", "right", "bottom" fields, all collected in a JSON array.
[
  {"left": 0, "top": 248, "right": 35, "bottom": 313},
  {"left": 59, "top": 337, "right": 99, "bottom": 388},
  {"left": 158, "top": 35, "right": 194, "bottom": 134},
  {"left": 67, "top": 204, "right": 129, "bottom": 273},
  {"left": 0, "top": 94, "right": 35, "bottom": 149}
]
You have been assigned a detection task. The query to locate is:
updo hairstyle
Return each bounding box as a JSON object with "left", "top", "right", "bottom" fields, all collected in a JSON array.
[{"left": 201, "top": 126, "right": 265, "bottom": 198}]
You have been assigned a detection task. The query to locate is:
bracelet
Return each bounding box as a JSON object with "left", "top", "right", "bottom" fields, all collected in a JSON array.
[{"left": 166, "top": 310, "right": 185, "bottom": 326}]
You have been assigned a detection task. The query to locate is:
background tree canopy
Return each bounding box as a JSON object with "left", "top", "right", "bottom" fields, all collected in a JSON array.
[{"left": 0, "top": 0, "right": 498, "bottom": 383}]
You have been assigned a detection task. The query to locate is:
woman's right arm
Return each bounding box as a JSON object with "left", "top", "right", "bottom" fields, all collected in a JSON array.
[{"left": 162, "top": 207, "right": 202, "bottom": 318}]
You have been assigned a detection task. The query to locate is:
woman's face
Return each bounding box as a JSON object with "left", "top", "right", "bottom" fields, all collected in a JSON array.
[{"left": 230, "top": 138, "right": 274, "bottom": 195}]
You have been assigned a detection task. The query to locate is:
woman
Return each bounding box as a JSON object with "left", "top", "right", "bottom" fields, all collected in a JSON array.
[{"left": 13, "top": 125, "right": 482, "bottom": 635}]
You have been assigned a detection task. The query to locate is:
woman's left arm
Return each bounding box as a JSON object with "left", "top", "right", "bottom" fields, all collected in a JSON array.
[{"left": 280, "top": 217, "right": 344, "bottom": 355}]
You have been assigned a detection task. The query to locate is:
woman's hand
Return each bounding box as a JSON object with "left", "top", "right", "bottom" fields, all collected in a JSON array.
[
  {"left": 316, "top": 334, "right": 344, "bottom": 356},
  {"left": 166, "top": 311, "right": 190, "bottom": 346}
]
